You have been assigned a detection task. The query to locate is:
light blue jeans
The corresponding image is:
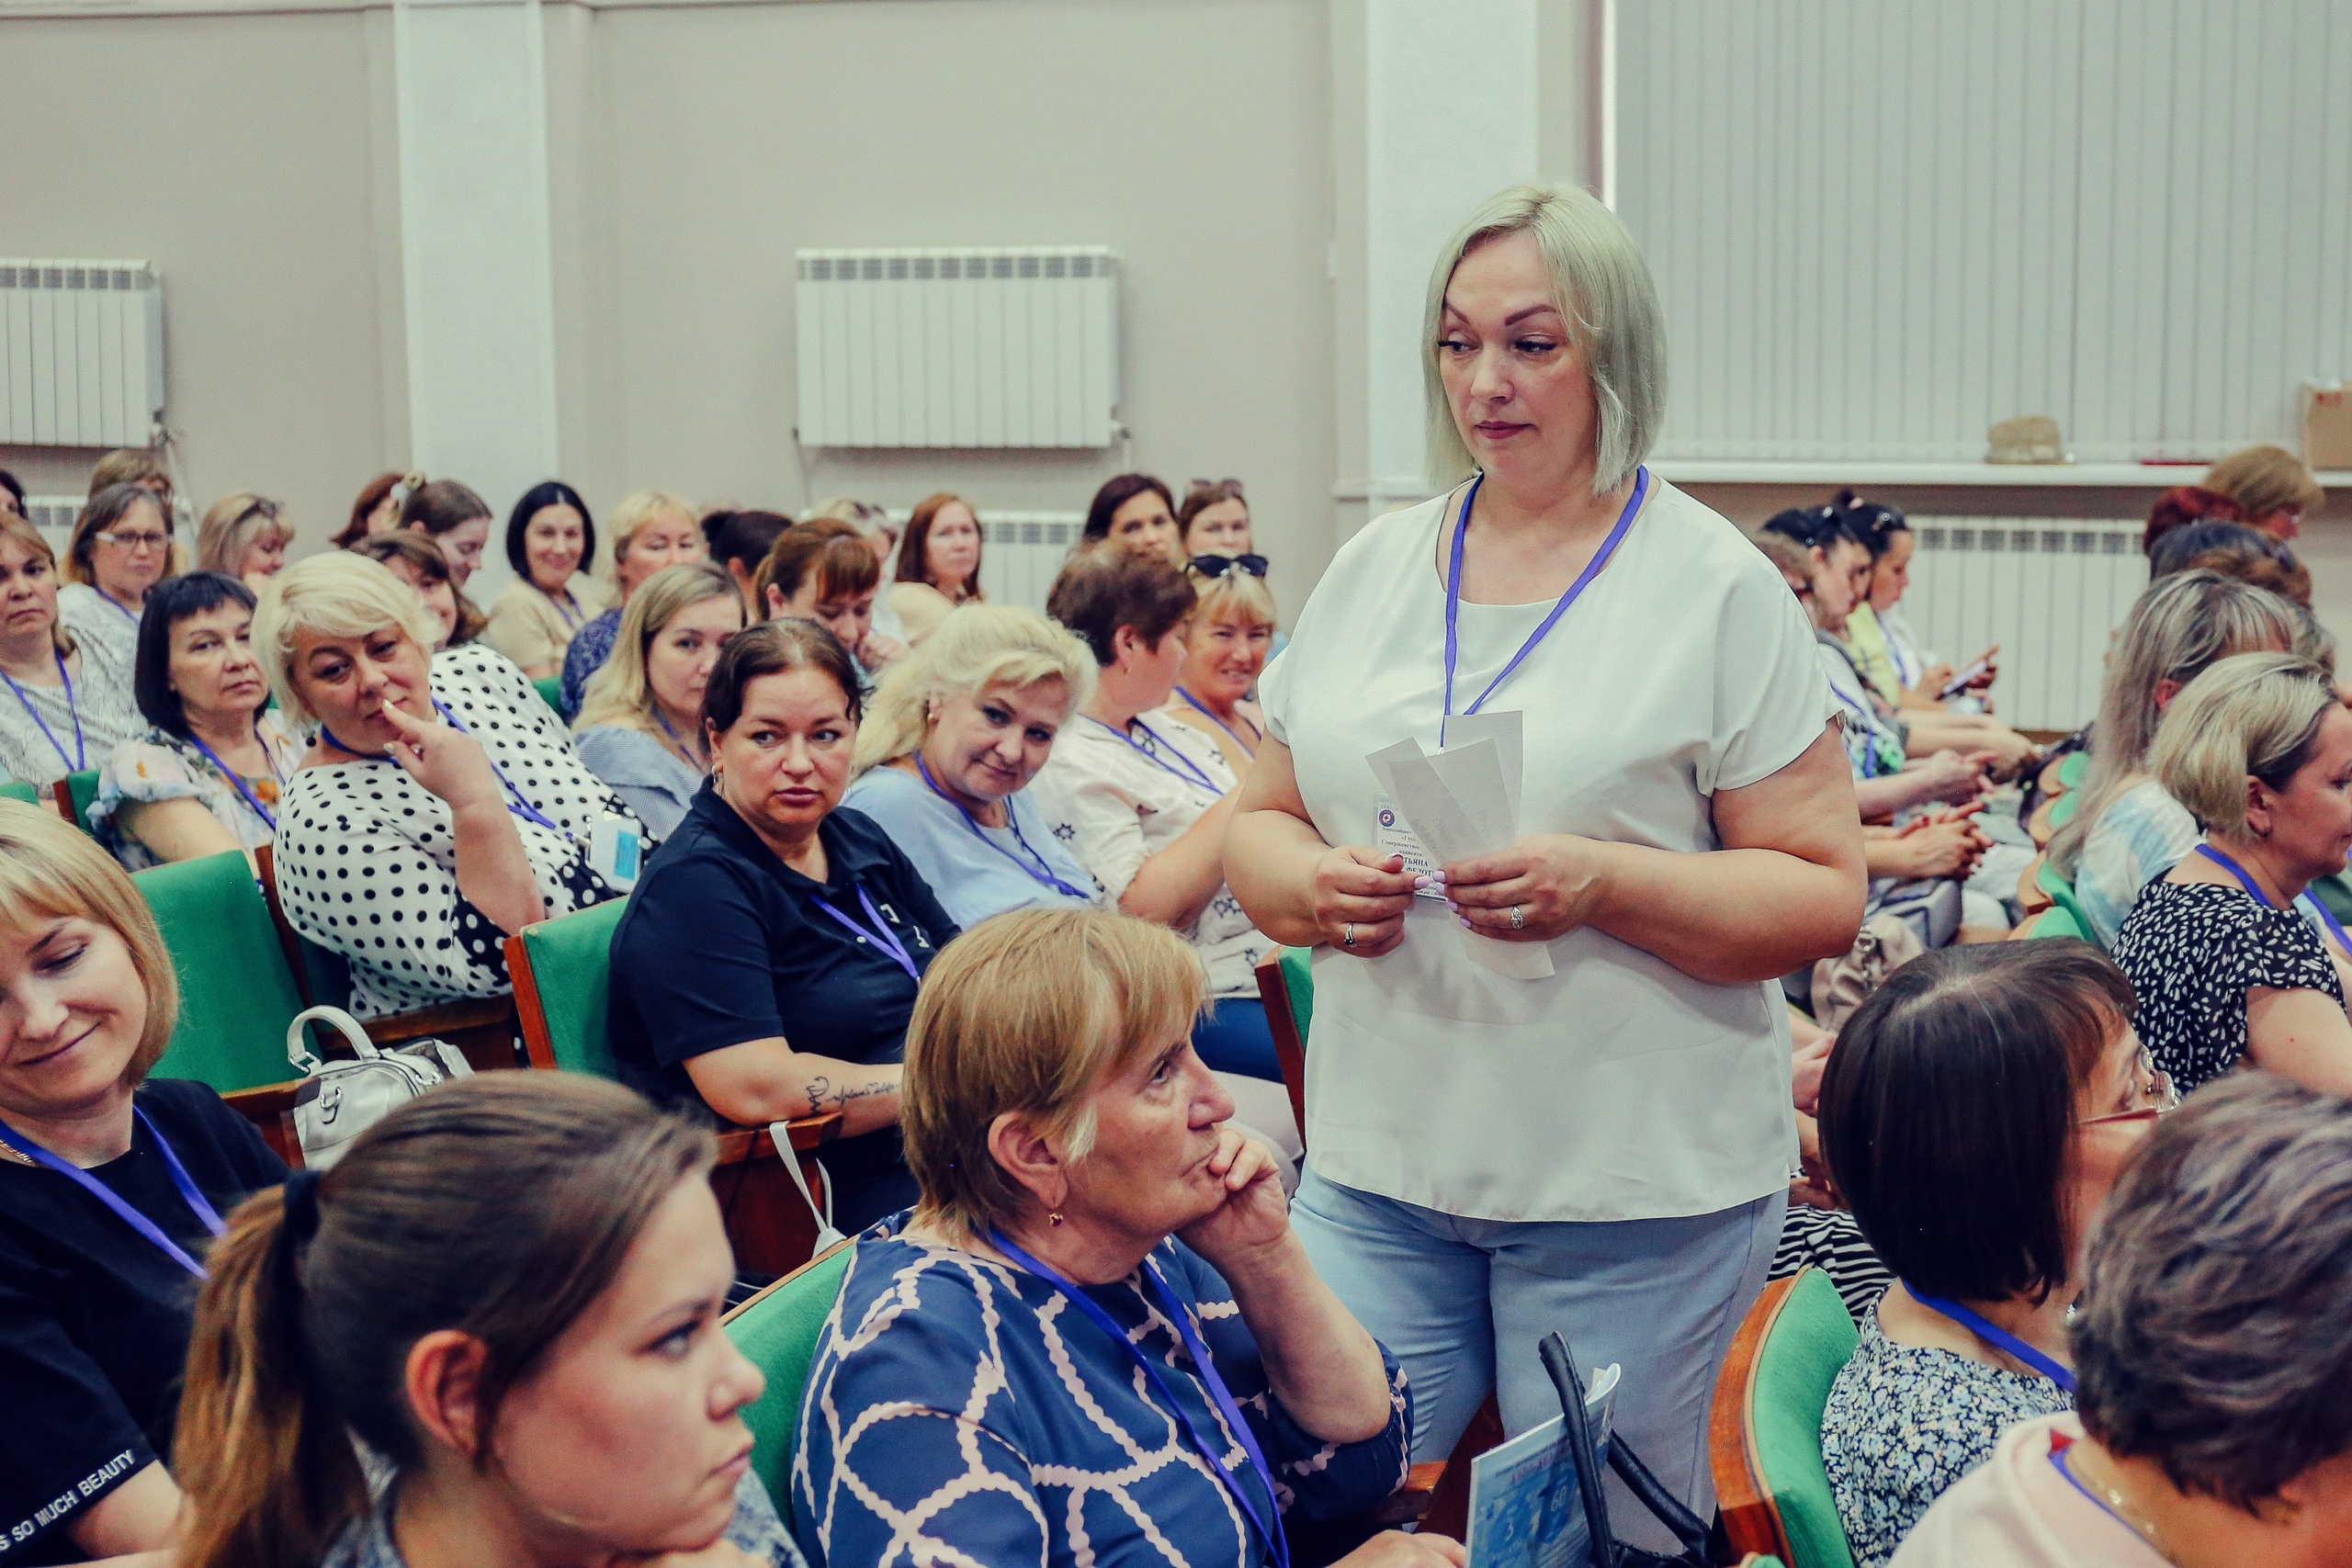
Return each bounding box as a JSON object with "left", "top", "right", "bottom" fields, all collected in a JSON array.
[{"left": 1291, "top": 1167, "right": 1784, "bottom": 1551}]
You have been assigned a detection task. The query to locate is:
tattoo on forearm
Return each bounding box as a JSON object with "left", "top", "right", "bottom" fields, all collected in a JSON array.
[{"left": 804, "top": 1075, "right": 896, "bottom": 1113}]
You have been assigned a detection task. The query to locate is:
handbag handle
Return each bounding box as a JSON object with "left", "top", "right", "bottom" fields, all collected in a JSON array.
[
  {"left": 287, "top": 1005, "right": 382, "bottom": 1076},
  {"left": 768, "top": 1122, "right": 848, "bottom": 1253}
]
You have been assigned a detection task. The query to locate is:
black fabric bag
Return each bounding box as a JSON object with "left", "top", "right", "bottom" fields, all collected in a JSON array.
[{"left": 1537, "top": 1333, "right": 1711, "bottom": 1568}]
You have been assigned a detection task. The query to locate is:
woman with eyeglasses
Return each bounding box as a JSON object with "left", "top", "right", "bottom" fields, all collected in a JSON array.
[
  {"left": 0, "top": 512, "right": 142, "bottom": 789},
  {"left": 886, "top": 491, "right": 988, "bottom": 648},
  {"left": 91, "top": 572, "right": 302, "bottom": 871},
  {"left": 1816, "top": 941, "right": 2165, "bottom": 1568},
  {"left": 193, "top": 491, "right": 293, "bottom": 594},
  {"left": 58, "top": 482, "right": 176, "bottom": 686},
  {"left": 1164, "top": 552, "right": 1274, "bottom": 773}
]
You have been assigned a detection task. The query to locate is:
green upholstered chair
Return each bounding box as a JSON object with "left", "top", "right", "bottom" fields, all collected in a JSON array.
[
  {"left": 55, "top": 769, "right": 99, "bottom": 833},
  {"left": 724, "top": 1240, "right": 854, "bottom": 1509},
  {"left": 532, "top": 674, "right": 564, "bottom": 716},
  {"left": 0, "top": 781, "right": 38, "bottom": 805},
  {"left": 1254, "top": 946, "right": 1315, "bottom": 1149},
  {"left": 2024, "top": 905, "right": 2091, "bottom": 940},
  {"left": 1710, "top": 1268, "right": 1860, "bottom": 1568},
  {"left": 135, "top": 852, "right": 311, "bottom": 1093},
  {"left": 507, "top": 897, "right": 630, "bottom": 1076},
  {"left": 2047, "top": 790, "right": 2081, "bottom": 831},
  {"left": 2035, "top": 860, "right": 2098, "bottom": 944},
  {"left": 2055, "top": 750, "right": 2088, "bottom": 791},
  {"left": 2310, "top": 873, "right": 2352, "bottom": 931}
]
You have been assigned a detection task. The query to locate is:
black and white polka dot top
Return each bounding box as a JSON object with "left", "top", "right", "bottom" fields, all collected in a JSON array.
[
  {"left": 2112, "top": 879, "right": 2344, "bottom": 1096},
  {"left": 272, "top": 643, "right": 640, "bottom": 1019}
]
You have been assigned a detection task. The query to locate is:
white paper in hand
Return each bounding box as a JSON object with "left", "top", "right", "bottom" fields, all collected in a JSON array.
[{"left": 1370, "top": 732, "right": 1553, "bottom": 978}]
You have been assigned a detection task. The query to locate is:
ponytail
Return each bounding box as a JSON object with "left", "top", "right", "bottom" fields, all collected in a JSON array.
[{"left": 175, "top": 1175, "right": 366, "bottom": 1568}]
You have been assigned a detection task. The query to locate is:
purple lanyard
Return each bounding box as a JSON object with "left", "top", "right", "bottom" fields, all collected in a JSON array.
[
  {"left": 0, "top": 1108, "right": 227, "bottom": 1277},
  {"left": 815, "top": 884, "right": 922, "bottom": 982},
  {"left": 654, "top": 705, "right": 706, "bottom": 768},
  {"left": 101, "top": 591, "right": 140, "bottom": 626},
  {"left": 992, "top": 1232, "right": 1289, "bottom": 1568},
  {"left": 915, "top": 755, "right": 1090, "bottom": 900},
  {"left": 1907, "top": 1288, "right": 2075, "bottom": 1393},
  {"left": 0, "top": 650, "right": 86, "bottom": 773},
  {"left": 1174, "top": 687, "right": 1263, "bottom": 752},
  {"left": 184, "top": 728, "right": 284, "bottom": 832},
  {"left": 2194, "top": 843, "right": 2352, "bottom": 955},
  {"left": 543, "top": 586, "right": 583, "bottom": 631},
  {"left": 1441, "top": 466, "right": 1647, "bottom": 747},
  {"left": 1091, "top": 715, "right": 1221, "bottom": 795},
  {"left": 431, "top": 699, "right": 569, "bottom": 837}
]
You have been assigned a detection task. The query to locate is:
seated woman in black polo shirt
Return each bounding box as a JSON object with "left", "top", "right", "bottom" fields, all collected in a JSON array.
[
  {"left": 608, "top": 618, "right": 958, "bottom": 1235},
  {"left": 0, "top": 800, "right": 284, "bottom": 1565}
]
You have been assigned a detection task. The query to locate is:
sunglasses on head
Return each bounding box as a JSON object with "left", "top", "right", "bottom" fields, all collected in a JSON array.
[
  {"left": 1189, "top": 553, "right": 1267, "bottom": 580},
  {"left": 1186, "top": 478, "right": 1246, "bottom": 502}
]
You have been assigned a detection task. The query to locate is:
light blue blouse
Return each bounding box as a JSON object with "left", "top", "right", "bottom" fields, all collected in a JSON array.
[
  {"left": 573, "top": 722, "right": 704, "bottom": 841},
  {"left": 841, "top": 762, "right": 1099, "bottom": 928}
]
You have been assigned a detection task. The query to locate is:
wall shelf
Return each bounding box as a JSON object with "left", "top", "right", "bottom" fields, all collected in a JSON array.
[{"left": 1653, "top": 460, "right": 2352, "bottom": 489}]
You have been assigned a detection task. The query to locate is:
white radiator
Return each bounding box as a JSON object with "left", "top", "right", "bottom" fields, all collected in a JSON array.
[
  {"left": 963, "top": 512, "right": 1085, "bottom": 614},
  {"left": 1900, "top": 517, "right": 2147, "bottom": 734},
  {"left": 796, "top": 248, "right": 1119, "bottom": 450},
  {"left": 0, "top": 260, "right": 165, "bottom": 448},
  {"left": 20, "top": 494, "right": 84, "bottom": 549}
]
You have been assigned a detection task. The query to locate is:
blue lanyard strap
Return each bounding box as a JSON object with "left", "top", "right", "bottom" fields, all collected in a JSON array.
[
  {"left": 0, "top": 650, "right": 86, "bottom": 772},
  {"left": 1173, "top": 687, "right": 1263, "bottom": 751},
  {"left": 185, "top": 728, "right": 285, "bottom": 832},
  {"left": 0, "top": 1108, "right": 227, "bottom": 1277},
  {"left": 1091, "top": 715, "right": 1222, "bottom": 795},
  {"left": 2193, "top": 843, "right": 2352, "bottom": 955},
  {"left": 431, "top": 699, "right": 569, "bottom": 837},
  {"left": 1441, "top": 466, "right": 1647, "bottom": 746},
  {"left": 1907, "top": 1288, "right": 2076, "bottom": 1393},
  {"left": 815, "top": 884, "right": 922, "bottom": 982},
  {"left": 915, "top": 755, "right": 1090, "bottom": 899},
  {"left": 992, "top": 1233, "right": 1289, "bottom": 1568}
]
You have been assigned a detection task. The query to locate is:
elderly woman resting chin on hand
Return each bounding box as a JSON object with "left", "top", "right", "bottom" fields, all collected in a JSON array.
[{"left": 794, "top": 907, "right": 1457, "bottom": 1568}]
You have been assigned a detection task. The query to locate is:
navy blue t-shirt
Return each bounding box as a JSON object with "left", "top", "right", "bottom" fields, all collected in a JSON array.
[
  {"left": 0, "top": 1078, "right": 284, "bottom": 1564},
  {"left": 607, "top": 783, "right": 959, "bottom": 1231}
]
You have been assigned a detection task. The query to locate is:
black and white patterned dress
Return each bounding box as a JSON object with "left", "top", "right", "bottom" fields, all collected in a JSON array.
[
  {"left": 2112, "top": 879, "right": 2343, "bottom": 1096},
  {"left": 273, "top": 643, "right": 639, "bottom": 1018}
]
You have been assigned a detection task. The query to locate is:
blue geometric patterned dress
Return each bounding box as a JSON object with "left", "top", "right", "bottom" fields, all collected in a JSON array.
[{"left": 794, "top": 1218, "right": 1412, "bottom": 1568}]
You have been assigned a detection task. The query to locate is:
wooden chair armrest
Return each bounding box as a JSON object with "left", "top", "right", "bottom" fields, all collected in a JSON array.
[
  {"left": 2017, "top": 853, "right": 2053, "bottom": 914},
  {"left": 2027, "top": 795, "right": 2060, "bottom": 849},
  {"left": 715, "top": 1112, "right": 843, "bottom": 1166},
  {"left": 363, "top": 996, "right": 522, "bottom": 1071},
  {"left": 1366, "top": 1460, "right": 1449, "bottom": 1526},
  {"left": 222, "top": 1080, "right": 309, "bottom": 1168}
]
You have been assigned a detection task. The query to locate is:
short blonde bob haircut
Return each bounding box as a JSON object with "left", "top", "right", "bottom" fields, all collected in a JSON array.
[
  {"left": 0, "top": 799, "right": 177, "bottom": 1077},
  {"left": 2150, "top": 651, "right": 2339, "bottom": 837},
  {"left": 853, "top": 604, "right": 1095, "bottom": 777},
  {"left": 195, "top": 492, "right": 292, "bottom": 577},
  {"left": 602, "top": 491, "right": 699, "bottom": 586},
  {"left": 1185, "top": 563, "right": 1277, "bottom": 633},
  {"left": 2204, "top": 445, "right": 2324, "bottom": 526},
  {"left": 253, "top": 552, "right": 440, "bottom": 725},
  {"left": 902, "top": 908, "right": 1205, "bottom": 1242},
  {"left": 573, "top": 560, "right": 741, "bottom": 733},
  {"left": 1423, "top": 182, "right": 1667, "bottom": 496}
]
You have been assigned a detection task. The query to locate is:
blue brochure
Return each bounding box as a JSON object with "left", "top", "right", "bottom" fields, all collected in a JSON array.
[{"left": 1464, "top": 1363, "right": 1622, "bottom": 1568}]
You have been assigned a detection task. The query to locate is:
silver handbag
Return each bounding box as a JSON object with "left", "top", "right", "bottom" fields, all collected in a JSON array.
[{"left": 288, "top": 1005, "right": 472, "bottom": 1168}]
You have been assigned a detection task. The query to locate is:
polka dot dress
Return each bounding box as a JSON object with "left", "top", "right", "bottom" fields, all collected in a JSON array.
[
  {"left": 273, "top": 643, "right": 640, "bottom": 1019},
  {"left": 2112, "top": 879, "right": 2343, "bottom": 1095}
]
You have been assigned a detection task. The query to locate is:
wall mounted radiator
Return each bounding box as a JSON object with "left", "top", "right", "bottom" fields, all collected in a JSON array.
[
  {"left": 1901, "top": 517, "right": 2147, "bottom": 733},
  {"left": 967, "top": 513, "right": 1085, "bottom": 612},
  {"left": 0, "top": 261, "right": 165, "bottom": 447},
  {"left": 796, "top": 247, "right": 1119, "bottom": 450}
]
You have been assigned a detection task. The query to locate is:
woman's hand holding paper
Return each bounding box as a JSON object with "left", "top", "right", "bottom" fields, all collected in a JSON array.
[{"left": 1442, "top": 833, "right": 1612, "bottom": 942}]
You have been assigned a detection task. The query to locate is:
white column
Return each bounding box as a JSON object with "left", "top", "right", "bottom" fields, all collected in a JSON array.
[{"left": 392, "top": 0, "right": 562, "bottom": 598}]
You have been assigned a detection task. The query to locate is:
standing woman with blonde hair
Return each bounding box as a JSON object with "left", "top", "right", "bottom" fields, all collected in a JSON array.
[
  {"left": 194, "top": 491, "right": 294, "bottom": 593},
  {"left": 0, "top": 801, "right": 284, "bottom": 1564},
  {"left": 573, "top": 561, "right": 744, "bottom": 839},
  {"left": 1227, "top": 182, "right": 1863, "bottom": 1541},
  {"left": 886, "top": 491, "right": 987, "bottom": 647}
]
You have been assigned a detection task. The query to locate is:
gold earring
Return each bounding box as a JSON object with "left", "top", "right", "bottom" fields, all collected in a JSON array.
[{"left": 1048, "top": 1211, "right": 1065, "bottom": 1227}]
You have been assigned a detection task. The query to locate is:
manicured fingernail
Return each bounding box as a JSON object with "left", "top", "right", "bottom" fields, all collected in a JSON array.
[
  {"left": 1457, "top": 916, "right": 1473, "bottom": 929},
  {"left": 1446, "top": 900, "right": 1461, "bottom": 912},
  {"left": 1412, "top": 874, "right": 1432, "bottom": 889},
  {"left": 1430, "top": 870, "right": 1447, "bottom": 884}
]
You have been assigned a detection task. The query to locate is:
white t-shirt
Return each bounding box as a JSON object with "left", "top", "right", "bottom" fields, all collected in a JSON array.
[{"left": 1258, "top": 476, "right": 1829, "bottom": 1223}]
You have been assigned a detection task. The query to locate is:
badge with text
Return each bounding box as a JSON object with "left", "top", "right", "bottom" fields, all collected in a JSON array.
[{"left": 1374, "top": 794, "right": 1447, "bottom": 899}]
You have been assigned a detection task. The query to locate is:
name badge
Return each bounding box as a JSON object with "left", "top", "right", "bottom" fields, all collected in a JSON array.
[
  {"left": 1373, "top": 793, "right": 1446, "bottom": 900},
  {"left": 589, "top": 814, "right": 643, "bottom": 889}
]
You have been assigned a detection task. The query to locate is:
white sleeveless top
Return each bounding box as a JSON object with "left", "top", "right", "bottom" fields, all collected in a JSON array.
[{"left": 1258, "top": 477, "right": 1831, "bottom": 1223}]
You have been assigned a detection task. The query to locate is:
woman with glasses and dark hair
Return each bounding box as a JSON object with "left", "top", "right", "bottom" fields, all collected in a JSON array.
[
  {"left": 58, "top": 481, "right": 175, "bottom": 683},
  {"left": 193, "top": 491, "right": 293, "bottom": 593},
  {"left": 1164, "top": 551, "right": 1275, "bottom": 773},
  {"left": 91, "top": 571, "right": 300, "bottom": 870},
  {"left": 887, "top": 491, "right": 987, "bottom": 647},
  {"left": 1082, "top": 473, "right": 1183, "bottom": 566},
  {"left": 486, "top": 479, "right": 604, "bottom": 681},
  {"left": 1817, "top": 940, "right": 2167, "bottom": 1568}
]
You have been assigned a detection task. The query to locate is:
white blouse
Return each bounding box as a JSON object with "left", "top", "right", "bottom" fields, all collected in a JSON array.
[
  {"left": 0, "top": 635, "right": 142, "bottom": 787},
  {"left": 1258, "top": 477, "right": 1831, "bottom": 1224},
  {"left": 56, "top": 583, "right": 140, "bottom": 687},
  {"left": 272, "top": 643, "right": 639, "bottom": 1018},
  {"left": 1027, "top": 710, "right": 1272, "bottom": 998}
]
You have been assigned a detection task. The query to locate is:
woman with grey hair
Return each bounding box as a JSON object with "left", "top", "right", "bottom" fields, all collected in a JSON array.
[
  {"left": 2046, "top": 570, "right": 2302, "bottom": 947},
  {"left": 1894, "top": 1072, "right": 2352, "bottom": 1567},
  {"left": 2112, "top": 651, "right": 2352, "bottom": 1098},
  {"left": 1226, "top": 181, "right": 1865, "bottom": 1540}
]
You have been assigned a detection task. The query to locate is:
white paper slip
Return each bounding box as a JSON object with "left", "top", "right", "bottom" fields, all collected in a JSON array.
[
  {"left": 1371, "top": 793, "right": 1445, "bottom": 899},
  {"left": 1464, "top": 1362, "right": 1623, "bottom": 1568},
  {"left": 1373, "top": 736, "right": 1553, "bottom": 980}
]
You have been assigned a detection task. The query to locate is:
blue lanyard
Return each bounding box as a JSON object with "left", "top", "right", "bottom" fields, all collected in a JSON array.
[
  {"left": 0, "top": 1108, "right": 227, "bottom": 1277},
  {"left": 1826, "top": 673, "right": 1887, "bottom": 779},
  {"left": 184, "top": 727, "right": 285, "bottom": 832},
  {"left": 1441, "top": 466, "right": 1647, "bottom": 746},
  {"left": 542, "top": 585, "right": 584, "bottom": 631},
  {"left": 0, "top": 650, "right": 86, "bottom": 772},
  {"left": 915, "top": 754, "right": 1090, "bottom": 899},
  {"left": 1091, "top": 715, "right": 1221, "bottom": 795},
  {"left": 992, "top": 1232, "right": 1289, "bottom": 1568},
  {"left": 1907, "top": 1288, "right": 2076, "bottom": 1393},
  {"left": 432, "top": 700, "right": 569, "bottom": 837},
  {"left": 1174, "top": 687, "right": 1263, "bottom": 753},
  {"left": 1886, "top": 623, "right": 1918, "bottom": 692},
  {"left": 2194, "top": 843, "right": 2352, "bottom": 955},
  {"left": 100, "top": 591, "right": 140, "bottom": 626},
  {"left": 2047, "top": 1439, "right": 2141, "bottom": 1539},
  {"left": 815, "top": 884, "right": 922, "bottom": 982},
  {"left": 653, "top": 705, "right": 707, "bottom": 768}
]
